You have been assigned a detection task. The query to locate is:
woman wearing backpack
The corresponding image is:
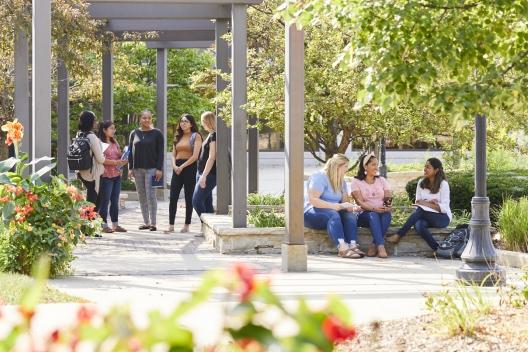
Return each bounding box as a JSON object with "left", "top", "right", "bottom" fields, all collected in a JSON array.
[
  {"left": 387, "top": 158, "right": 452, "bottom": 253},
  {"left": 165, "top": 114, "right": 202, "bottom": 233},
  {"left": 97, "top": 120, "right": 129, "bottom": 234},
  {"left": 76, "top": 111, "right": 106, "bottom": 207},
  {"left": 128, "top": 110, "right": 164, "bottom": 231}
]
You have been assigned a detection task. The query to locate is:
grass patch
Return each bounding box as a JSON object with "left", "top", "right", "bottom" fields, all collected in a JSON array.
[
  {"left": 0, "top": 272, "right": 85, "bottom": 304},
  {"left": 248, "top": 208, "right": 286, "bottom": 227},
  {"left": 387, "top": 162, "right": 424, "bottom": 172}
]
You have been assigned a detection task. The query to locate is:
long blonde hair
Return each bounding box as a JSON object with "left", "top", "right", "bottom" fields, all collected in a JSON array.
[
  {"left": 323, "top": 154, "right": 349, "bottom": 193},
  {"left": 201, "top": 111, "right": 216, "bottom": 132}
]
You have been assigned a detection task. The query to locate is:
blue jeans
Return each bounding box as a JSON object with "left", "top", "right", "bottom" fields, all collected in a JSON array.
[
  {"left": 98, "top": 176, "right": 121, "bottom": 227},
  {"left": 304, "top": 208, "right": 358, "bottom": 246},
  {"left": 357, "top": 211, "right": 392, "bottom": 245},
  {"left": 192, "top": 172, "right": 216, "bottom": 217},
  {"left": 397, "top": 207, "right": 450, "bottom": 250}
]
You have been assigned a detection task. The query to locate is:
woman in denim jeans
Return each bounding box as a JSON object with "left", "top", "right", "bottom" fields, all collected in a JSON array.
[
  {"left": 192, "top": 111, "right": 217, "bottom": 218},
  {"left": 128, "top": 110, "right": 164, "bottom": 231},
  {"left": 304, "top": 154, "right": 364, "bottom": 259},
  {"left": 97, "top": 121, "right": 129, "bottom": 233},
  {"left": 387, "top": 158, "right": 451, "bottom": 253},
  {"left": 350, "top": 153, "right": 392, "bottom": 258}
]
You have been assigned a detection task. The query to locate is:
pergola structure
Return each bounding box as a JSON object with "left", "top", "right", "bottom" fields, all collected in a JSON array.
[{"left": 16, "top": 0, "right": 308, "bottom": 272}]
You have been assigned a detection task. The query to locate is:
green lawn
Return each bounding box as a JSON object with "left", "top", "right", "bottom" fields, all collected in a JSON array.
[{"left": 0, "top": 272, "right": 86, "bottom": 304}]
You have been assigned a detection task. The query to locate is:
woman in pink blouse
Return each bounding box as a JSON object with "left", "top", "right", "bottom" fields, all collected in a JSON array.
[
  {"left": 350, "top": 152, "right": 392, "bottom": 258},
  {"left": 97, "top": 121, "right": 129, "bottom": 233}
]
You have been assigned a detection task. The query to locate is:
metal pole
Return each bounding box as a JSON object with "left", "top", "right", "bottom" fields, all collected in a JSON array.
[
  {"left": 248, "top": 115, "right": 259, "bottom": 193},
  {"left": 231, "top": 4, "right": 248, "bottom": 227},
  {"left": 32, "top": 0, "right": 52, "bottom": 176},
  {"left": 379, "top": 137, "right": 387, "bottom": 178},
  {"left": 57, "top": 57, "right": 70, "bottom": 177},
  {"left": 156, "top": 48, "right": 168, "bottom": 200},
  {"left": 102, "top": 41, "right": 114, "bottom": 122},
  {"left": 215, "top": 19, "right": 231, "bottom": 214},
  {"left": 456, "top": 114, "right": 505, "bottom": 286}
]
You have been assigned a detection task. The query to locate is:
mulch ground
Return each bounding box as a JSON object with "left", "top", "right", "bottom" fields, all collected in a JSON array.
[{"left": 338, "top": 305, "right": 528, "bottom": 352}]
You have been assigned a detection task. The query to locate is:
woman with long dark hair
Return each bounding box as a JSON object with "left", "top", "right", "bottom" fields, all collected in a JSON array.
[
  {"left": 165, "top": 114, "right": 202, "bottom": 233},
  {"left": 97, "top": 121, "right": 129, "bottom": 233},
  {"left": 387, "top": 158, "right": 451, "bottom": 253},
  {"left": 350, "top": 152, "right": 392, "bottom": 258}
]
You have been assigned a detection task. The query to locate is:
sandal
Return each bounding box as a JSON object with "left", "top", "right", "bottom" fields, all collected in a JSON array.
[
  {"left": 138, "top": 224, "right": 151, "bottom": 230},
  {"left": 349, "top": 246, "right": 365, "bottom": 258},
  {"left": 367, "top": 244, "right": 378, "bottom": 257},
  {"left": 339, "top": 248, "right": 363, "bottom": 259}
]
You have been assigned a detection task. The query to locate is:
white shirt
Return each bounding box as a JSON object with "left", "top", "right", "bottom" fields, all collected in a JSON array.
[{"left": 415, "top": 179, "right": 452, "bottom": 221}]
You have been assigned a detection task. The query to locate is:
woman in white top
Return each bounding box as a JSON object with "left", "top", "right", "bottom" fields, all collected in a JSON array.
[{"left": 387, "top": 158, "right": 451, "bottom": 252}]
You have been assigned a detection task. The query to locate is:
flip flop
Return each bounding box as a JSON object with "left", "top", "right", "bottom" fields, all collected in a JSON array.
[{"left": 338, "top": 248, "right": 363, "bottom": 259}]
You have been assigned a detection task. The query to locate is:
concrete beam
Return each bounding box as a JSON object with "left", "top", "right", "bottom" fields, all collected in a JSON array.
[
  {"left": 106, "top": 19, "right": 215, "bottom": 31},
  {"left": 215, "top": 19, "right": 231, "bottom": 215},
  {"left": 102, "top": 42, "right": 113, "bottom": 121},
  {"left": 145, "top": 41, "right": 213, "bottom": 49},
  {"left": 14, "top": 30, "right": 31, "bottom": 158},
  {"left": 57, "top": 58, "right": 69, "bottom": 177},
  {"left": 32, "top": 0, "right": 52, "bottom": 176},
  {"left": 88, "top": 3, "right": 231, "bottom": 19},
  {"left": 231, "top": 4, "right": 247, "bottom": 227},
  {"left": 282, "top": 23, "right": 307, "bottom": 272},
  {"left": 112, "top": 30, "right": 215, "bottom": 42}
]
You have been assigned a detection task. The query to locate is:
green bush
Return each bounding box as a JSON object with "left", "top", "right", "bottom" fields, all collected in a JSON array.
[
  {"left": 496, "top": 197, "right": 528, "bottom": 252},
  {"left": 248, "top": 208, "right": 285, "bottom": 227},
  {"left": 121, "top": 178, "right": 136, "bottom": 191},
  {"left": 406, "top": 170, "right": 528, "bottom": 217},
  {"left": 247, "top": 193, "right": 285, "bottom": 206}
]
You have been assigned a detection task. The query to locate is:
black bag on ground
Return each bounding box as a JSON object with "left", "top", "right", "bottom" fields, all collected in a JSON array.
[
  {"left": 436, "top": 224, "right": 470, "bottom": 259},
  {"left": 67, "top": 132, "right": 93, "bottom": 171}
]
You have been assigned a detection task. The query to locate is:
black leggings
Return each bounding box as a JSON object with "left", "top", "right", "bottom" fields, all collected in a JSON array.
[
  {"left": 79, "top": 174, "right": 99, "bottom": 210},
  {"left": 169, "top": 159, "right": 197, "bottom": 225}
]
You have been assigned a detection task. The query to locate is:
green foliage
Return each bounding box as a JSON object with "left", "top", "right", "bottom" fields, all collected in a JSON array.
[
  {"left": 447, "top": 148, "right": 528, "bottom": 172},
  {"left": 425, "top": 282, "right": 492, "bottom": 336},
  {"left": 247, "top": 193, "right": 285, "bottom": 206},
  {"left": 283, "top": 1, "right": 528, "bottom": 121},
  {"left": 496, "top": 198, "right": 528, "bottom": 252},
  {"left": 499, "top": 272, "right": 528, "bottom": 309},
  {"left": 0, "top": 156, "right": 101, "bottom": 277},
  {"left": 121, "top": 178, "right": 136, "bottom": 191},
  {"left": 0, "top": 263, "right": 357, "bottom": 351},
  {"left": 248, "top": 208, "right": 286, "bottom": 228},
  {"left": 406, "top": 170, "right": 528, "bottom": 217}
]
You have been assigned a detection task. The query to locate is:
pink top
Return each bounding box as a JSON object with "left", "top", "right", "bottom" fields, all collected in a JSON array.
[
  {"left": 350, "top": 177, "right": 391, "bottom": 209},
  {"left": 102, "top": 142, "right": 122, "bottom": 178}
]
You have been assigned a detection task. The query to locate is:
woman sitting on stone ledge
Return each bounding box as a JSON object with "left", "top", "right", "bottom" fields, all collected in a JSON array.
[
  {"left": 387, "top": 158, "right": 451, "bottom": 254},
  {"left": 350, "top": 152, "right": 393, "bottom": 258},
  {"left": 304, "top": 154, "right": 364, "bottom": 259}
]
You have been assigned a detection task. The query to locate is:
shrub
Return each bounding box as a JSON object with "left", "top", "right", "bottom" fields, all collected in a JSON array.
[
  {"left": 120, "top": 178, "right": 136, "bottom": 191},
  {"left": 406, "top": 170, "right": 528, "bottom": 217},
  {"left": 248, "top": 208, "right": 285, "bottom": 227},
  {"left": 496, "top": 197, "right": 528, "bottom": 252},
  {"left": 247, "top": 193, "right": 285, "bottom": 206},
  {"left": 1, "top": 263, "right": 357, "bottom": 351}
]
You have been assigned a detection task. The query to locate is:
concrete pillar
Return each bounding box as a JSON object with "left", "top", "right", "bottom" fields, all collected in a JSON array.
[
  {"left": 248, "top": 116, "right": 258, "bottom": 194},
  {"left": 156, "top": 48, "right": 168, "bottom": 198},
  {"left": 379, "top": 137, "right": 387, "bottom": 178},
  {"left": 457, "top": 114, "right": 505, "bottom": 286},
  {"left": 231, "top": 4, "right": 248, "bottom": 227},
  {"left": 102, "top": 41, "right": 113, "bottom": 122},
  {"left": 215, "top": 19, "right": 231, "bottom": 214},
  {"left": 14, "top": 30, "right": 31, "bottom": 158},
  {"left": 32, "top": 0, "right": 52, "bottom": 175},
  {"left": 282, "top": 23, "right": 307, "bottom": 272},
  {"left": 57, "top": 57, "right": 69, "bottom": 177}
]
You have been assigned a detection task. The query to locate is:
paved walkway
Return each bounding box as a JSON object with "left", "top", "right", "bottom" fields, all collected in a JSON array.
[{"left": 46, "top": 199, "right": 523, "bottom": 347}]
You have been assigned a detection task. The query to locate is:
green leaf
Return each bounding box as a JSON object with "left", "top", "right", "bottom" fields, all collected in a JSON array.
[{"left": 0, "top": 158, "right": 19, "bottom": 173}]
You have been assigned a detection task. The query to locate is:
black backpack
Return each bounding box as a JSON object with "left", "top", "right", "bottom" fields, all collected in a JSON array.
[
  {"left": 436, "top": 224, "right": 470, "bottom": 259},
  {"left": 67, "top": 132, "right": 93, "bottom": 171}
]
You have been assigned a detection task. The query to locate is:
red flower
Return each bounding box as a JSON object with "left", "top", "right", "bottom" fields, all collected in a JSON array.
[
  {"left": 26, "top": 192, "right": 38, "bottom": 202},
  {"left": 77, "top": 305, "right": 96, "bottom": 323},
  {"left": 233, "top": 263, "right": 257, "bottom": 301},
  {"left": 50, "top": 329, "right": 60, "bottom": 343},
  {"left": 4, "top": 136, "right": 12, "bottom": 146},
  {"left": 0, "top": 196, "right": 9, "bottom": 203},
  {"left": 79, "top": 205, "right": 98, "bottom": 220},
  {"left": 322, "top": 315, "right": 357, "bottom": 344}
]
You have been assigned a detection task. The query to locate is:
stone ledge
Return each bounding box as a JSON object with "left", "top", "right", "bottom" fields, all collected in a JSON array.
[
  {"left": 497, "top": 249, "right": 528, "bottom": 269},
  {"left": 201, "top": 214, "right": 453, "bottom": 256}
]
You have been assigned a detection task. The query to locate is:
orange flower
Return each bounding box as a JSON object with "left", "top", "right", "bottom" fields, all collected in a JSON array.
[
  {"left": 26, "top": 192, "right": 38, "bottom": 202},
  {"left": 79, "top": 205, "right": 98, "bottom": 220},
  {"left": 1, "top": 119, "right": 24, "bottom": 145},
  {"left": 67, "top": 185, "right": 84, "bottom": 202},
  {"left": 232, "top": 262, "right": 257, "bottom": 301},
  {"left": 321, "top": 315, "right": 357, "bottom": 344},
  {"left": 0, "top": 196, "right": 9, "bottom": 203},
  {"left": 77, "top": 306, "right": 96, "bottom": 323}
]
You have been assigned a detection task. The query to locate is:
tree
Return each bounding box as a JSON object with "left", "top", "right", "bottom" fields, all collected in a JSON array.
[{"left": 213, "top": 0, "right": 449, "bottom": 162}]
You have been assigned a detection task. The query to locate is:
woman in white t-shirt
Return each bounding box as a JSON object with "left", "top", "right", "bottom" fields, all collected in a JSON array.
[{"left": 387, "top": 158, "right": 451, "bottom": 252}]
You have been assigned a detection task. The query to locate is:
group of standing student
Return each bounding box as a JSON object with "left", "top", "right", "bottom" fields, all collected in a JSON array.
[
  {"left": 75, "top": 109, "right": 218, "bottom": 235},
  {"left": 304, "top": 153, "right": 451, "bottom": 259}
]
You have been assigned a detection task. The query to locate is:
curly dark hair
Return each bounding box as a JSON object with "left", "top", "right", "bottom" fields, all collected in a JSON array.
[{"left": 173, "top": 113, "right": 201, "bottom": 147}]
